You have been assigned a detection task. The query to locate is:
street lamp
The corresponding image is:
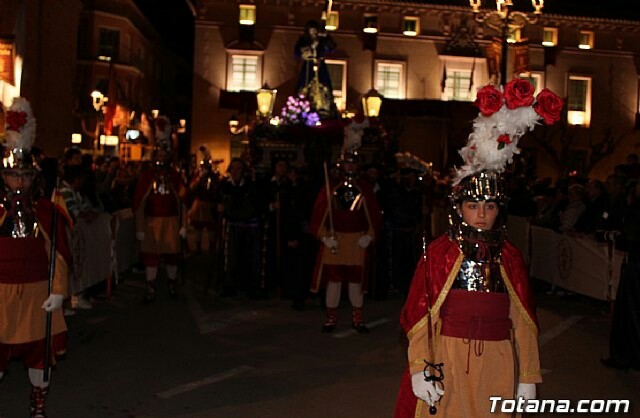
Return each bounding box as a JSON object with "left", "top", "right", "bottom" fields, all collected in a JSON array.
[
  {"left": 362, "top": 88, "right": 383, "bottom": 117},
  {"left": 90, "top": 90, "right": 109, "bottom": 151},
  {"left": 91, "top": 89, "right": 108, "bottom": 112},
  {"left": 256, "top": 84, "right": 277, "bottom": 118},
  {"left": 469, "top": 0, "right": 544, "bottom": 86}
]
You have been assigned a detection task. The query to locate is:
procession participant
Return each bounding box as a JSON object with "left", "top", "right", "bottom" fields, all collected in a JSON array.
[
  {"left": 309, "top": 147, "right": 382, "bottom": 333},
  {"left": 394, "top": 80, "right": 564, "bottom": 417},
  {"left": 188, "top": 145, "right": 221, "bottom": 254},
  {"left": 134, "top": 116, "right": 187, "bottom": 302},
  {"left": 216, "top": 157, "right": 265, "bottom": 298},
  {"left": 265, "top": 159, "right": 293, "bottom": 294},
  {"left": 0, "top": 97, "right": 71, "bottom": 418}
]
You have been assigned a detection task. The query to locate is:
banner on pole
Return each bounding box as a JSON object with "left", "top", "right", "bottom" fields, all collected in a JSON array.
[
  {"left": 485, "top": 38, "right": 502, "bottom": 79},
  {"left": 0, "top": 37, "right": 15, "bottom": 85}
]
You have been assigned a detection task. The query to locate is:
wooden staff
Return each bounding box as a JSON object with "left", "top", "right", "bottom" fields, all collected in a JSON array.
[
  {"left": 275, "top": 190, "right": 282, "bottom": 292},
  {"left": 43, "top": 197, "right": 59, "bottom": 382},
  {"left": 323, "top": 161, "right": 337, "bottom": 254}
]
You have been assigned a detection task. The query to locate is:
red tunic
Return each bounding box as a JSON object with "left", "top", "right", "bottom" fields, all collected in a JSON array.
[
  {"left": 134, "top": 167, "right": 187, "bottom": 264},
  {"left": 0, "top": 199, "right": 71, "bottom": 370},
  {"left": 308, "top": 178, "right": 382, "bottom": 292}
]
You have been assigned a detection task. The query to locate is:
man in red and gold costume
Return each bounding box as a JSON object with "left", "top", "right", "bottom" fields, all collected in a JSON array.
[
  {"left": 394, "top": 80, "right": 563, "bottom": 417},
  {"left": 310, "top": 149, "right": 382, "bottom": 333},
  {"left": 188, "top": 145, "right": 221, "bottom": 254},
  {"left": 134, "top": 116, "right": 187, "bottom": 302},
  {"left": 0, "top": 98, "right": 71, "bottom": 417}
]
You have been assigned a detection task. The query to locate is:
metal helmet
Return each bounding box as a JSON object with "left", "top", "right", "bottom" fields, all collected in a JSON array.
[
  {"left": 0, "top": 97, "right": 40, "bottom": 238},
  {"left": 448, "top": 171, "right": 507, "bottom": 262}
]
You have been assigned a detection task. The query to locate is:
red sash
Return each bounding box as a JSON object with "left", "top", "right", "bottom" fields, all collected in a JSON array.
[
  {"left": 440, "top": 289, "right": 511, "bottom": 341},
  {"left": 0, "top": 236, "right": 49, "bottom": 284}
]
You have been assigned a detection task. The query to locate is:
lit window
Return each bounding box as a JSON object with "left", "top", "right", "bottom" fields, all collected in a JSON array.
[
  {"left": 375, "top": 62, "right": 404, "bottom": 99},
  {"left": 228, "top": 55, "right": 260, "bottom": 91},
  {"left": 98, "top": 28, "right": 120, "bottom": 61},
  {"left": 444, "top": 69, "right": 473, "bottom": 101},
  {"left": 326, "top": 59, "right": 347, "bottom": 111},
  {"left": 579, "top": 30, "right": 594, "bottom": 49},
  {"left": 364, "top": 15, "right": 378, "bottom": 34},
  {"left": 403, "top": 17, "right": 420, "bottom": 37},
  {"left": 567, "top": 75, "right": 591, "bottom": 127},
  {"left": 507, "top": 28, "right": 521, "bottom": 44},
  {"left": 239, "top": 5, "right": 256, "bottom": 26},
  {"left": 325, "top": 11, "right": 339, "bottom": 31},
  {"left": 542, "top": 27, "right": 558, "bottom": 47}
]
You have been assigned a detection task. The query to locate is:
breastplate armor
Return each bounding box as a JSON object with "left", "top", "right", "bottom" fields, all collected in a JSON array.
[
  {"left": 333, "top": 175, "right": 362, "bottom": 211},
  {"left": 0, "top": 192, "right": 38, "bottom": 238},
  {"left": 452, "top": 258, "right": 506, "bottom": 293},
  {"left": 152, "top": 174, "right": 171, "bottom": 195}
]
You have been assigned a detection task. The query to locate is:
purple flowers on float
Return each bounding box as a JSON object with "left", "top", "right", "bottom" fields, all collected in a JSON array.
[{"left": 280, "top": 94, "right": 320, "bottom": 126}]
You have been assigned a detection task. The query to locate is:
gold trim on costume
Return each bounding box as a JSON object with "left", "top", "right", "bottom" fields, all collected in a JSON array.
[
  {"left": 406, "top": 251, "right": 464, "bottom": 341},
  {"left": 430, "top": 252, "right": 464, "bottom": 318},
  {"left": 414, "top": 399, "right": 424, "bottom": 418},
  {"left": 520, "top": 370, "right": 542, "bottom": 377},
  {"left": 410, "top": 358, "right": 426, "bottom": 367},
  {"left": 500, "top": 265, "right": 538, "bottom": 335},
  {"left": 407, "top": 315, "right": 428, "bottom": 341}
]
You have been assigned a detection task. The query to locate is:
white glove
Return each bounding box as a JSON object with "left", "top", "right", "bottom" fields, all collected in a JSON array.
[
  {"left": 179, "top": 227, "right": 187, "bottom": 239},
  {"left": 357, "top": 234, "right": 373, "bottom": 249},
  {"left": 411, "top": 372, "right": 444, "bottom": 406},
  {"left": 322, "top": 236, "right": 338, "bottom": 249},
  {"left": 517, "top": 383, "right": 536, "bottom": 401},
  {"left": 136, "top": 232, "right": 145, "bottom": 241},
  {"left": 42, "top": 294, "right": 64, "bottom": 312}
]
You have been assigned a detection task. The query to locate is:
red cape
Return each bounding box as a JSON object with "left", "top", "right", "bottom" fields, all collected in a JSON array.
[{"left": 394, "top": 234, "right": 538, "bottom": 418}]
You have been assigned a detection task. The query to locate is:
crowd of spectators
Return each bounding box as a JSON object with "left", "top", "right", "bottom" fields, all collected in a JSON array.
[{"left": 28, "top": 144, "right": 640, "bottom": 315}]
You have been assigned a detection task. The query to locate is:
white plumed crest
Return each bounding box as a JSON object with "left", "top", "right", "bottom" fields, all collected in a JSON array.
[
  {"left": 395, "top": 151, "right": 432, "bottom": 174},
  {"left": 4, "top": 97, "right": 36, "bottom": 151},
  {"left": 453, "top": 80, "right": 563, "bottom": 185}
]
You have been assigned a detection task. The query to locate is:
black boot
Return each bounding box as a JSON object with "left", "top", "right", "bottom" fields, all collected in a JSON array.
[{"left": 30, "top": 385, "right": 48, "bottom": 418}]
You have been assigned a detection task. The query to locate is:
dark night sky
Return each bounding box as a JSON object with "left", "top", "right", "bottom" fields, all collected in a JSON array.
[{"left": 133, "top": 0, "right": 195, "bottom": 62}]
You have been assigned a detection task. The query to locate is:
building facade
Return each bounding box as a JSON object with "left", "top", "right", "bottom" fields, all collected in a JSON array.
[
  {"left": 0, "top": 0, "right": 82, "bottom": 154},
  {"left": 192, "top": 0, "right": 640, "bottom": 179},
  {"left": 73, "top": 0, "right": 170, "bottom": 153}
]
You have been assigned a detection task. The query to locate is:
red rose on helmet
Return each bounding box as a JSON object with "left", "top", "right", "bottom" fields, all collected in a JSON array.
[
  {"left": 473, "top": 85, "right": 503, "bottom": 117},
  {"left": 497, "top": 134, "right": 511, "bottom": 145},
  {"left": 497, "top": 134, "right": 512, "bottom": 150},
  {"left": 6, "top": 111, "right": 28, "bottom": 132},
  {"left": 503, "top": 78, "right": 535, "bottom": 109},
  {"left": 534, "top": 88, "right": 564, "bottom": 125}
]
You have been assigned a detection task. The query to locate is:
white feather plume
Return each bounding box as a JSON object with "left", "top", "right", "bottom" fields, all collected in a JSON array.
[
  {"left": 4, "top": 97, "right": 36, "bottom": 151},
  {"left": 453, "top": 88, "right": 542, "bottom": 185}
]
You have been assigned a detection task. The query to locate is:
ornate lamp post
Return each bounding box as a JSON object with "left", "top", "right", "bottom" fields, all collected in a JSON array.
[
  {"left": 90, "top": 89, "right": 108, "bottom": 151},
  {"left": 469, "top": 0, "right": 544, "bottom": 86},
  {"left": 256, "top": 84, "right": 278, "bottom": 119},
  {"left": 362, "top": 88, "right": 383, "bottom": 117}
]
